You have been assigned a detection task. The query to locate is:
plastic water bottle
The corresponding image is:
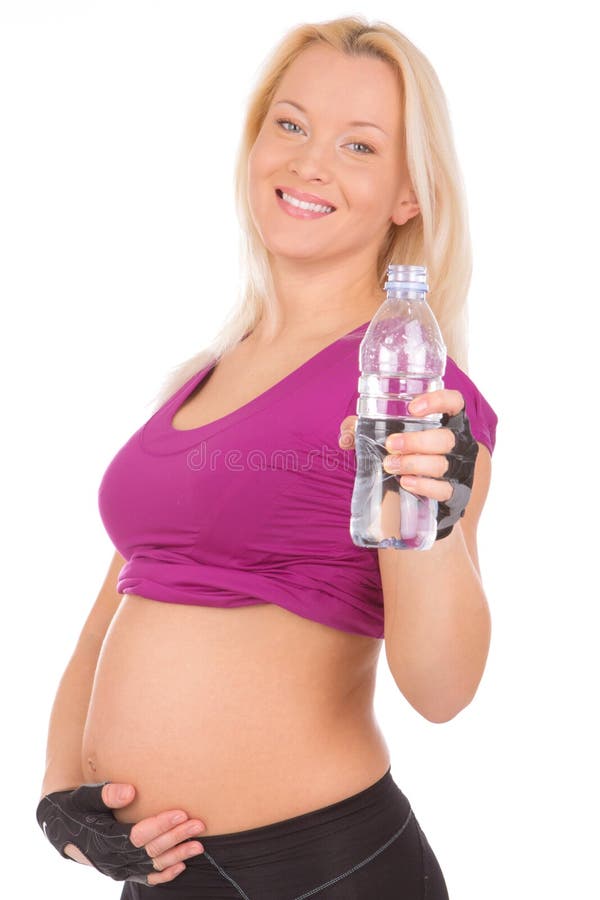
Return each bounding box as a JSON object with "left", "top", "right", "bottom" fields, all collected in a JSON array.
[{"left": 349, "top": 264, "right": 446, "bottom": 551}]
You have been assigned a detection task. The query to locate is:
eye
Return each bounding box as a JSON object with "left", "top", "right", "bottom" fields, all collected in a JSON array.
[
  {"left": 347, "top": 141, "right": 375, "bottom": 155},
  {"left": 275, "top": 119, "right": 375, "bottom": 154},
  {"left": 275, "top": 118, "right": 304, "bottom": 134}
]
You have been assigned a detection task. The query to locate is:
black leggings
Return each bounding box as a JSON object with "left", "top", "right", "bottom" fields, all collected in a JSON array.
[{"left": 119, "top": 766, "right": 449, "bottom": 899}]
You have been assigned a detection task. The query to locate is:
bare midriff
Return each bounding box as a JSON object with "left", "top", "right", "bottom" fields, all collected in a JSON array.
[{"left": 81, "top": 593, "right": 391, "bottom": 836}]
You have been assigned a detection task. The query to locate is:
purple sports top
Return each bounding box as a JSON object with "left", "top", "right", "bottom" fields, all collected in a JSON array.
[{"left": 98, "top": 321, "right": 498, "bottom": 639}]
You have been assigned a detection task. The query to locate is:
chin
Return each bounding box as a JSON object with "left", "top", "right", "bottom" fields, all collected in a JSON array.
[{"left": 267, "top": 244, "right": 328, "bottom": 262}]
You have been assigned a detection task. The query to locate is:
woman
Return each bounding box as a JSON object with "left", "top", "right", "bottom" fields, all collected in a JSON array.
[{"left": 36, "top": 16, "right": 497, "bottom": 899}]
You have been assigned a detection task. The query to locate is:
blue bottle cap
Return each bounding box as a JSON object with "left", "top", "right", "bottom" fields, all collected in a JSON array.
[{"left": 384, "top": 264, "right": 429, "bottom": 292}]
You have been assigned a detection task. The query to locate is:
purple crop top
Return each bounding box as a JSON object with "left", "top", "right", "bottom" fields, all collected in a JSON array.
[{"left": 98, "top": 321, "right": 498, "bottom": 639}]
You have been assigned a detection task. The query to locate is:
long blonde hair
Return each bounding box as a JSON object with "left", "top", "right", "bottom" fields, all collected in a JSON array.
[{"left": 149, "top": 14, "right": 473, "bottom": 412}]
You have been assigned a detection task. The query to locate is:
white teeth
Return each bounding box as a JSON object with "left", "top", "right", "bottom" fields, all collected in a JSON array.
[{"left": 281, "top": 191, "right": 333, "bottom": 214}]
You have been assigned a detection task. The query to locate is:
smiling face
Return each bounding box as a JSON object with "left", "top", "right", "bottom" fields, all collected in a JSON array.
[{"left": 247, "top": 43, "right": 419, "bottom": 266}]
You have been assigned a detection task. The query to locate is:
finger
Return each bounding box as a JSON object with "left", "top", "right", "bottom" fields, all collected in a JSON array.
[
  {"left": 383, "top": 453, "right": 449, "bottom": 479},
  {"left": 146, "top": 839, "right": 205, "bottom": 883},
  {"left": 397, "top": 474, "right": 454, "bottom": 502},
  {"left": 385, "top": 426, "right": 456, "bottom": 456},
  {"left": 144, "top": 820, "right": 206, "bottom": 861},
  {"left": 147, "top": 860, "right": 189, "bottom": 887},
  {"left": 100, "top": 782, "right": 135, "bottom": 809},
  {"left": 69, "top": 782, "right": 126, "bottom": 813},
  {"left": 130, "top": 811, "right": 205, "bottom": 853},
  {"left": 338, "top": 415, "right": 357, "bottom": 448},
  {"left": 63, "top": 843, "right": 93, "bottom": 866},
  {"left": 407, "top": 389, "right": 465, "bottom": 417}
]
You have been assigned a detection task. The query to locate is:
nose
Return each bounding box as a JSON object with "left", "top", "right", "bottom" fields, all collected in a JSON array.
[{"left": 287, "top": 140, "right": 334, "bottom": 185}]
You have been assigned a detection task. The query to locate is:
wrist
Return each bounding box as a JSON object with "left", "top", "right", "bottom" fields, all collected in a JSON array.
[{"left": 39, "top": 781, "right": 80, "bottom": 802}]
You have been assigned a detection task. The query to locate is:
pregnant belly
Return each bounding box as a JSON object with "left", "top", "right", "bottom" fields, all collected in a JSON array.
[{"left": 81, "top": 594, "right": 389, "bottom": 835}]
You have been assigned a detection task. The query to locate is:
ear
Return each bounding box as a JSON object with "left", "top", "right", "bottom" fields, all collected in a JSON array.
[{"left": 391, "top": 186, "right": 420, "bottom": 227}]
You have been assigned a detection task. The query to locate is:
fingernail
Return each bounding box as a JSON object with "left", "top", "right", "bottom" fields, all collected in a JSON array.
[
  {"left": 386, "top": 435, "right": 404, "bottom": 451},
  {"left": 118, "top": 786, "right": 133, "bottom": 801},
  {"left": 172, "top": 812, "right": 186, "bottom": 824},
  {"left": 410, "top": 399, "right": 427, "bottom": 414},
  {"left": 384, "top": 455, "right": 402, "bottom": 471}
]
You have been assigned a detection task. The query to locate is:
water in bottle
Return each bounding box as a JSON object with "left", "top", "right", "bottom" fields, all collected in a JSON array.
[{"left": 350, "top": 264, "right": 446, "bottom": 551}]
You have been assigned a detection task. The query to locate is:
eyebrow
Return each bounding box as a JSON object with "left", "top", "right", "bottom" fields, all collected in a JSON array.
[{"left": 272, "top": 99, "right": 388, "bottom": 137}]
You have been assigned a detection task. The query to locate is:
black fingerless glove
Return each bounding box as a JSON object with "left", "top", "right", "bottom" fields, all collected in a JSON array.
[
  {"left": 435, "top": 407, "right": 479, "bottom": 541},
  {"left": 36, "top": 782, "right": 156, "bottom": 884}
]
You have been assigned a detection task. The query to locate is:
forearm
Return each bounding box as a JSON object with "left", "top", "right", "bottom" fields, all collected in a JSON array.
[
  {"left": 39, "top": 632, "right": 102, "bottom": 799},
  {"left": 381, "top": 522, "right": 491, "bottom": 723}
]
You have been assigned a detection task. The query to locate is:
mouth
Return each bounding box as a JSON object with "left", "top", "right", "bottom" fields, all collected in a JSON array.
[{"left": 275, "top": 188, "right": 336, "bottom": 217}]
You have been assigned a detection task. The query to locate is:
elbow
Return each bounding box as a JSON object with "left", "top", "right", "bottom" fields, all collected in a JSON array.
[
  {"left": 401, "top": 683, "right": 480, "bottom": 724},
  {"left": 420, "top": 696, "right": 473, "bottom": 724},
  {"left": 386, "top": 624, "right": 491, "bottom": 724}
]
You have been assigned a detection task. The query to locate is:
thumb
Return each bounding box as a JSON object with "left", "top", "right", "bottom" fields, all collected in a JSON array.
[
  {"left": 70, "top": 781, "right": 135, "bottom": 813},
  {"left": 101, "top": 782, "right": 136, "bottom": 809},
  {"left": 338, "top": 415, "right": 357, "bottom": 449}
]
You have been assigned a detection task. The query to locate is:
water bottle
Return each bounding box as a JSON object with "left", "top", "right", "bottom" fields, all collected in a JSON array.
[{"left": 349, "top": 264, "right": 446, "bottom": 551}]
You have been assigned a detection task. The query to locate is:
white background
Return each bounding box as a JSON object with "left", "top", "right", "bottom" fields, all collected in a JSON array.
[{"left": 2, "top": 1, "right": 598, "bottom": 898}]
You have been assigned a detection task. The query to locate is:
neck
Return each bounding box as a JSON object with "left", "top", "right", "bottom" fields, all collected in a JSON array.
[{"left": 256, "top": 258, "right": 382, "bottom": 344}]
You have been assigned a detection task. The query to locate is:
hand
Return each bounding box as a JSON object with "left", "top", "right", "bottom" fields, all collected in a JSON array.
[
  {"left": 36, "top": 781, "right": 206, "bottom": 886},
  {"left": 338, "top": 389, "right": 479, "bottom": 540}
]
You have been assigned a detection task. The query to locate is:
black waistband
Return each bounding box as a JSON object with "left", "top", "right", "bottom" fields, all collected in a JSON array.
[{"left": 186, "top": 765, "right": 410, "bottom": 864}]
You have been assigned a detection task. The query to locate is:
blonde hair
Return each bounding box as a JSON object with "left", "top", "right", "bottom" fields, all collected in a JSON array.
[{"left": 149, "top": 14, "right": 473, "bottom": 412}]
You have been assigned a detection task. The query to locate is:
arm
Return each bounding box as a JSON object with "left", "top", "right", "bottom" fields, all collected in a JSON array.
[
  {"left": 378, "top": 443, "right": 492, "bottom": 723},
  {"left": 39, "top": 549, "right": 126, "bottom": 799},
  {"left": 37, "top": 549, "right": 208, "bottom": 884}
]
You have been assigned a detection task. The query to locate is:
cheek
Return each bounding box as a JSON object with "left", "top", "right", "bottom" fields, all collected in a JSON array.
[
  {"left": 247, "top": 143, "right": 262, "bottom": 192},
  {"left": 248, "top": 139, "right": 278, "bottom": 204},
  {"left": 247, "top": 145, "right": 266, "bottom": 217},
  {"left": 248, "top": 132, "right": 280, "bottom": 178},
  {"left": 348, "top": 171, "right": 399, "bottom": 233},
  {"left": 247, "top": 140, "right": 280, "bottom": 238},
  {"left": 351, "top": 170, "right": 390, "bottom": 214}
]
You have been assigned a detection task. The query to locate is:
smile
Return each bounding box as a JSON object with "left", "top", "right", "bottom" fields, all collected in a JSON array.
[{"left": 275, "top": 188, "right": 336, "bottom": 219}]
